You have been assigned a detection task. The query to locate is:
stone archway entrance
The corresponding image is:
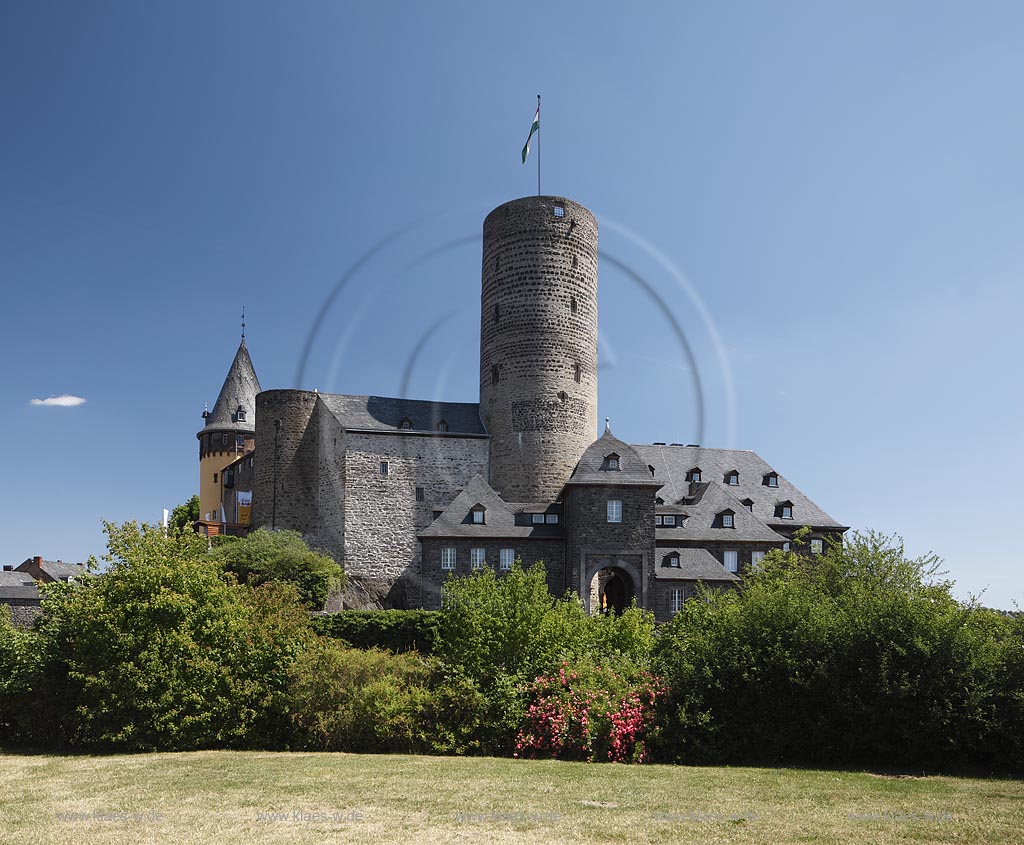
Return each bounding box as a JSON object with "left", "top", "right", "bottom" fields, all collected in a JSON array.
[{"left": 584, "top": 555, "right": 642, "bottom": 616}]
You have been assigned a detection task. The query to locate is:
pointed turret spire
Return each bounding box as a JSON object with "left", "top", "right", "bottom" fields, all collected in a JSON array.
[
  {"left": 604, "top": 417, "right": 611, "bottom": 435},
  {"left": 198, "top": 338, "right": 261, "bottom": 436}
]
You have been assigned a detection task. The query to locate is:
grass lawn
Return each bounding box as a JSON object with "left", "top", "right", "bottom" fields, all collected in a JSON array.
[{"left": 1, "top": 751, "right": 1021, "bottom": 844}]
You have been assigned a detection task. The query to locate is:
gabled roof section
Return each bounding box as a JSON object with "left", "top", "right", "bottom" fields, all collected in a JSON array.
[
  {"left": 564, "top": 425, "right": 662, "bottom": 489},
  {"left": 654, "top": 548, "right": 740, "bottom": 582},
  {"left": 200, "top": 340, "right": 261, "bottom": 435},
  {"left": 317, "top": 394, "right": 486, "bottom": 436},
  {"left": 419, "top": 475, "right": 561, "bottom": 539},
  {"left": 658, "top": 482, "right": 786, "bottom": 543},
  {"left": 633, "top": 444, "right": 846, "bottom": 530}
]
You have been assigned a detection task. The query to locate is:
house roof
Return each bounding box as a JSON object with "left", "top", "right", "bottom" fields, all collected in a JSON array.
[
  {"left": 657, "top": 482, "right": 788, "bottom": 543},
  {"left": 654, "top": 548, "right": 740, "bottom": 582},
  {"left": 318, "top": 394, "right": 486, "bottom": 436},
  {"left": 564, "top": 424, "right": 663, "bottom": 489},
  {"left": 199, "top": 340, "right": 261, "bottom": 436},
  {"left": 632, "top": 444, "right": 846, "bottom": 530},
  {"left": 15, "top": 558, "right": 87, "bottom": 582},
  {"left": 419, "top": 474, "right": 562, "bottom": 539},
  {"left": 0, "top": 571, "right": 41, "bottom": 600}
]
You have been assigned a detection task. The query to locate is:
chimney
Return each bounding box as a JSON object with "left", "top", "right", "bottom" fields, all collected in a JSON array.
[
  {"left": 2, "top": 565, "right": 11, "bottom": 571},
  {"left": 34, "top": 555, "right": 42, "bottom": 567}
]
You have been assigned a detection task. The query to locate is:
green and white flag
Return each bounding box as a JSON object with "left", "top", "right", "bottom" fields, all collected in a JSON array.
[{"left": 521, "top": 106, "right": 539, "bottom": 164}]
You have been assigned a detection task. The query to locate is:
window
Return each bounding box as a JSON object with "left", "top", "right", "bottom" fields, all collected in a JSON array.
[
  {"left": 726, "top": 471, "right": 739, "bottom": 486},
  {"left": 782, "top": 542, "right": 791, "bottom": 552},
  {"left": 380, "top": 461, "right": 389, "bottom": 477},
  {"left": 415, "top": 486, "right": 424, "bottom": 502},
  {"left": 436, "top": 420, "right": 448, "bottom": 432},
  {"left": 500, "top": 548, "right": 515, "bottom": 570},
  {"left": 724, "top": 550, "right": 738, "bottom": 572},
  {"left": 400, "top": 417, "right": 412, "bottom": 430},
  {"left": 222, "top": 433, "right": 229, "bottom": 446},
  {"left": 545, "top": 513, "right": 559, "bottom": 524},
  {"left": 553, "top": 205, "right": 565, "bottom": 218},
  {"left": 531, "top": 513, "right": 545, "bottom": 525},
  {"left": 236, "top": 434, "right": 245, "bottom": 448},
  {"left": 655, "top": 515, "right": 663, "bottom": 526},
  {"left": 669, "top": 555, "right": 680, "bottom": 568},
  {"left": 236, "top": 405, "right": 246, "bottom": 422},
  {"left": 742, "top": 499, "right": 754, "bottom": 512},
  {"left": 492, "top": 365, "right": 499, "bottom": 385},
  {"left": 751, "top": 550, "right": 766, "bottom": 570},
  {"left": 493, "top": 303, "right": 500, "bottom": 324},
  {"left": 471, "top": 548, "right": 486, "bottom": 570},
  {"left": 605, "top": 453, "right": 619, "bottom": 470},
  {"left": 607, "top": 499, "right": 622, "bottom": 523},
  {"left": 810, "top": 539, "right": 824, "bottom": 555},
  {"left": 663, "top": 515, "right": 676, "bottom": 527},
  {"left": 441, "top": 547, "right": 456, "bottom": 570},
  {"left": 765, "top": 472, "right": 779, "bottom": 488},
  {"left": 570, "top": 296, "right": 577, "bottom": 314},
  {"left": 574, "top": 363, "right": 582, "bottom": 383},
  {"left": 471, "top": 508, "right": 485, "bottom": 524},
  {"left": 687, "top": 468, "right": 702, "bottom": 483},
  {"left": 781, "top": 504, "right": 793, "bottom": 520},
  {"left": 720, "top": 511, "right": 734, "bottom": 528},
  {"left": 671, "top": 588, "right": 685, "bottom": 614}
]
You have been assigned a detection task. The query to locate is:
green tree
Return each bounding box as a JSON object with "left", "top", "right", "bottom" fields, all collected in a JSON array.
[
  {"left": 212, "top": 528, "right": 345, "bottom": 610},
  {"left": 168, "top": 495, "right": 200, "bottom": 532},
  {"left": 30, "top": 521, "right": 314, "bottom": 751}
]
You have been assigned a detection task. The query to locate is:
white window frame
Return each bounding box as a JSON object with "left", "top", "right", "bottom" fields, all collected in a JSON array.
[
  {"left": 441, "top": 547, "right": 456, "bottom": 570},
  {"left": 669, "top": 555, "right": 680, "bottom": 568},
  {"left": 721, "top": 512, "right": 734, "bottom": 528},
  {"left": 380, "top": 461, "right": 389, "bottom": 477},
  {"left": 663, "top": 515, "right": 676, "bottom": 527},
  {"left": 545, "top": 513, "right": 558, "bottom": 524},
  {"left": 471, "top": 509, "right": 485, "bottom": 524},
  {"left": 767, "top": 474, "right": 779, "bottom": 487},
  {"left": 751, "top": 550, "right": 766, "bottom": 570},
  {"left": 781, "top": 505, "right": 793, "bottom": 519},
  {"left": 655, "top": 515, "right": 663, "bottom": 526},
  {"left": 499, "top": 548, "right": 515, "bottom": 570},
  {"left": 607, "top": 456, "right": 619, "bottom": 470},
  {"left": 531, "top": 513, "right": 545, "bottom": 525},
  {"left": 470, "top": 547, "right": 486, "bottom": 570},
  {"left": 783, "top": 542, "right": 791, "bottom": 552},
  {"left": 607, "top": 499, "right": 622, "bottom": 523},
  {"left": 671, "top": 588, "right": 685, "bottom": 614},
  {"left": 724, "top": 550, "right": 738, "bottom": 573},
  {"left": 810, "top": 539, "right": 824, "bottom": 556},
  {"left": 727, "top": 472, "right": 739, "bottom": 485}
]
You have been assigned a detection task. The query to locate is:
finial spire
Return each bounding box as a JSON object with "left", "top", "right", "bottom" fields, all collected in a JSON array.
[
  {"left": 604, "top": 417, "right": 611, "bottom": 434},
  {"left": 241, "top": 305, "right": 246, "bottom": 340}
]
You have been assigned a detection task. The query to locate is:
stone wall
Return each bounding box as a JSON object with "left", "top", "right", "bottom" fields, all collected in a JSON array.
[
  {"left": 419, "top": 538, "right": 566, "bottom": 609},
  {"left": 479, "top": 196, "right": 599, "bottom": 502},
  {"left": 2, "top": 600, "right": 41, "bottom": 628}
]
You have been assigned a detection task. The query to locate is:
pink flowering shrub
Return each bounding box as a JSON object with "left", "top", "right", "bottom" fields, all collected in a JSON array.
[{"left": 514, "top": 659, "right": 665, "bottom": 763}]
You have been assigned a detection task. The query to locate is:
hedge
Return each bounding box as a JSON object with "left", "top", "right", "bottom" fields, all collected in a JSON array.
[{"left": 311, "top": 610, "right": 439, "bottom": 653}]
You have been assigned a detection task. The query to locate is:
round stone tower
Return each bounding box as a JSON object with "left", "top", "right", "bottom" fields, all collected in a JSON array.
[{"left": 479, "top": 195, "right": 599, "bottom": 503}]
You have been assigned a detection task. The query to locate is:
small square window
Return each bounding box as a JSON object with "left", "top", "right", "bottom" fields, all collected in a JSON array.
[
  {"left": 500, "top": 548, "right": 515, "bottom": 570},
  {"left": 236, "top": 434, "right": 245, "bottom": 447},
  {"left": 531, "top": 513, "right": 545, "bottom": 525},
  {"left": 727, "top": 472, "right": 739, "bottom": 485},
  {"left": 380, "top": 461, "right": 389, "bottom": 477},
  {"left": 810, "top": 539, "right": 823, "bottom": 555},
  {"left": 782, "top": 505, "right": 792, "bottom": 519},
  {"left": 722, "top": 512, "right": 734, "bottom": 528},
  {"left": 663, "top": 515, "right": 676, "bottom": 527},
  {"left": 669, "top": 555, "right": 680, "bottom": 568},
  {"left": 607, "top": 457, "right": 618, "bottom": 470},
  {"left": 553, "top": 205, "right": 565, "bottom": 218},
  {"left": 782, "top": 542, "right": 791, "bottom": 552},
  {"left": 471, "top": 548, "right": 486, "bottom": 570},
  {"left": 472, "top": 509, "right": 485, "bottom": 524},
  {"left": 655, "top": 515, "right": 663, "bottom": 526},
  {"left": 441, "top": 547, "right": 456, "bottom": 570},
  {"left": 545, "top": 513, "right": 558, "bottom": 524},
  {"left": 607, "top": 499, "right": 622, "bottom": 523},
  {"left": 766, "top": 474, "right": 779, "bottom": 487}
]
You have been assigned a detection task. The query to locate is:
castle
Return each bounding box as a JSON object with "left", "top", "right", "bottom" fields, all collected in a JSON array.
[{"left": 197, "top": 196, "right": 846, "bottom": 621}]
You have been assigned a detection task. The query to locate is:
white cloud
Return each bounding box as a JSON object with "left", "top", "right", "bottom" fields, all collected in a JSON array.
[{"left": 30, "top": 394, "right": 87, "bottom": 407}]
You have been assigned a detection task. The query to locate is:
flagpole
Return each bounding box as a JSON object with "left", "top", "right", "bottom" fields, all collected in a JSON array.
[{"left": 536, "top": 94, "right": 541, "bottom": 196}]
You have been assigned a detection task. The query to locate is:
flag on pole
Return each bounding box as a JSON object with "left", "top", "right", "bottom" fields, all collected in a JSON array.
[{"left": 521, "top": 106, "right": 539, "bottom": 164}]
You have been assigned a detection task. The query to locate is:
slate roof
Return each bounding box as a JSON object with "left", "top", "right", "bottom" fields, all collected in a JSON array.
[
  {"left": 0, "top": 571, "right": 41, "bottom": 600},
  {"left": 656, "top": 481, "right": 788, "bottom": 543},
  {"left": 318, "top": 394, "right": 486, "bottom": 436},
  {"left": 654, "top": 548, "right": 740, "bottom": 582},
  {"left": 419, "top": 474, "right": 562, "bottom": 539},
  {"left": 633, "top": 444, "right": 846, "bottom": 530},
  {"left": 14, "top": 558, "right": 87, "bottom": 582},
  {"left": 200, "top": 340, "right": 261, "bottom": 435},
  {"left": 564, "top": 425, "right": 664, "bottom": 489}
]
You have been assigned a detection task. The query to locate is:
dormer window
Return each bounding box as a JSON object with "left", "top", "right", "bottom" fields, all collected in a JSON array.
[
  {"left": 725, "top": 470, "right": 739, "bottom": 486},
  {"left": 399, "top": 417, "right": 413, "bottom": 430},
  {"left": 655, "top": 497, "right": 664, "bottom": 505},
  {"left": 470, "top": 505, "right": 486, "bottom": 525},
  {"left": 686, "top": 467, "right": 702, "bottom": 483},
  {"left": 437, "top": 419, "right": 448, "bottom": 432},
  {"left": 742, "top": 498, "right": 754, "bottom": 512},
  {"left": 764, "top": 472, "right": 779, "bottom": 488},
  {"left": 775, "top": 501, "right": 794, "bottom": 520},
  {"left": 235, "top": 405, "right": 246, "bottom": 422},
  {"left": 655, "top": 515, "right": 663, "bottom": 526},
  {"left": 718, "top": 509, "right": 735, "bottom": 528},
  {"left": 668, "top": 554, "right": 680, "bottom": 568},
  {"left": 604, "top": 453, "right": 620, "bottom": 471},
  {"left": 663, "top": 515, "right": 676, "bottom": 527}
]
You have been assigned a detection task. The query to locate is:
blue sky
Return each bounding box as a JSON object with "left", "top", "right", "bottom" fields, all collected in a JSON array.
[{"left": 2, "top": 1, "right": 1021, "bottom": 606}]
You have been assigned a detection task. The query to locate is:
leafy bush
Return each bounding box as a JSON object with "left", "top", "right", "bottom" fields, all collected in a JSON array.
[
  {"left": 515, "top": 658, "right": 665, "bottom": 763},
  {"left": 312, "top": 609, "right": 438, "bottom": 653},
  {"left": 288, "top": 639, "right": 434, "bottom": 753},
  {"left": 29, "top": 521, "right": 314, "bottom": 751},
  {"left": 213, "top": 528, "right": 345, "bottom": 610},
  {"left": 654, "top": 531, "right": 1022, "bottom": 771}
]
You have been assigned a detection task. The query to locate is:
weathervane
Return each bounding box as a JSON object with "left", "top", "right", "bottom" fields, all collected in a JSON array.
[{"left": 241, "top": 305, "right": 246, "bottom": 340}]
